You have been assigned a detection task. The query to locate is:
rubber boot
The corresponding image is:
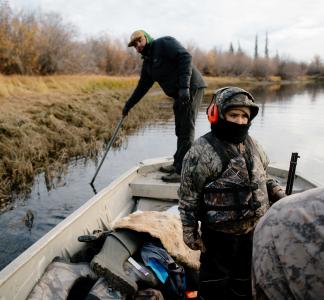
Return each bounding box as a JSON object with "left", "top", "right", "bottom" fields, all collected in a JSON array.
[
  {"left": 159, "top": 164, "right": 175, "bottom": 173},
  {"left": 161, "top": 172, "right": 181, "bottom": 183},
  {"left": 90, "top": 230, "right": 143, "bottom": 296}
]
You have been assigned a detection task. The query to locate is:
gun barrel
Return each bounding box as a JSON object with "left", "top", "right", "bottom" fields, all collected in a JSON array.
[{"left": 285, "top": 152, "right": 300, "bottom": 195}]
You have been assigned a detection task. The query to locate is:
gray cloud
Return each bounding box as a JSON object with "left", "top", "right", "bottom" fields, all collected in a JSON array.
[{"left": 10, "top": 0, "right": 324, "bottom": 61}]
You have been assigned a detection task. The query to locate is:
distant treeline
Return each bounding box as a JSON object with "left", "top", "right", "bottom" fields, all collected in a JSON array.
[{"left": 1, "top": 1, "right": 324, "bottom": 79}]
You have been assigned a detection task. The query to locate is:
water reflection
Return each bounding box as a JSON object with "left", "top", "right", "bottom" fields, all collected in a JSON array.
[
  {"left": 0, "top": 83, "right": 324, "bottom": 270},
  {"left": 249, "top": 84, "right": 324, "bottom": 185}
]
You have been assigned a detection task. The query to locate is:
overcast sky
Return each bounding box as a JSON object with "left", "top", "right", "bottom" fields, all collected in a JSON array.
[{"left": 9, "top": 0, "right": 324, "bottom": 62}]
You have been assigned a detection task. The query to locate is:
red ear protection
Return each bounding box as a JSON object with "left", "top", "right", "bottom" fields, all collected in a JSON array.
[
  {"left": 206, "top": 94, "right": 219, "bottom": 124},
  {"left": 207, "top": 103, "right": 218, "bottom": 124},
  {"left": 207, "top": 87, "right": 230, "bottom": 124}
]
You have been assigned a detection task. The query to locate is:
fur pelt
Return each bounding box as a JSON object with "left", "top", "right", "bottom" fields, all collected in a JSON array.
[{"left": 113, "top": 211, "right": 200, "bottom": 270}]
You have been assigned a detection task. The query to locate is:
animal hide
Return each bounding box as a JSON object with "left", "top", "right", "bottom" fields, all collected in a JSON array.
[{"left": 113, "top": 211, "right": 200, "bottom": 270}]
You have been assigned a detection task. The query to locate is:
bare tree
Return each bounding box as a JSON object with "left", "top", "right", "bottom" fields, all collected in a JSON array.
[
  {"left": 254, "top": 35, "right": 258, "bottom": 59},
  {"left": 265, "top": 32, "right": 269, "bottom": 59},
  {"left": 229, "top": 42, "right": 234, "bottom": 54},
  {"left": 237, "top": 41, "right": 243, "bottom": 54},
  {"left": 0, "top": 3, "right": 39, "bottom": 74},
  {"left": 0, "top": 1, "right": 321, "bottom": 78},
  {"left": 307, "top": 55, "right": 324, "bottom": 75},
  {"left": 37, "top": 13, "right": 77, "bottom": 74},
  {"left": 276, "top": 58, "right": 301, "bottom": 79}
]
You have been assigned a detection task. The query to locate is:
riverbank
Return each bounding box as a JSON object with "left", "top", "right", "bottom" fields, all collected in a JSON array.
[{"left": 0, "top": 75, "right": 318, "bottom": 209}]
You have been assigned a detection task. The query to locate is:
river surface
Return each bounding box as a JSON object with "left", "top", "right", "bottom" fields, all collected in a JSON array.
[{"left": 1, "top": 83, "right": 324, "bottom": 270}]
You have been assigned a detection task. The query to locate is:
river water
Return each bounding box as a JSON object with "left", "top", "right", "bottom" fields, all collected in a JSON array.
[{"left": 1, "top": 83, "right": 324, "bottom": 270}]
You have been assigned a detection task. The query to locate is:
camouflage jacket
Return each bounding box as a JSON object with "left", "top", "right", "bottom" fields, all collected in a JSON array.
[
  {"left": 203, "top": 133, "right": 271, "bottom": 231},
  {"left": 178, "top": 133, "right": 276, "bottom": 237},
  {"left": 252, "top": 187, "right": 324, "bottom": 300}
]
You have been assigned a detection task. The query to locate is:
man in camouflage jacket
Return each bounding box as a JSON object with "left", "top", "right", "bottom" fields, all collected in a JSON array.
[
  {"left": 252, "top": 187, "right": 324, "bottom": 300},
  {"left": 178, "top": 87, "right": 286, "bottom": 299}
]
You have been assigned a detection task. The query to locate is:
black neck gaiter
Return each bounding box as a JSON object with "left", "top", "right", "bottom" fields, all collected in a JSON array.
[
  {"left": 211, "top": 118, "right": 251, "bottom": 144},
  {"left": 140, "top": 42, "right": 151, "bottom": 58}
]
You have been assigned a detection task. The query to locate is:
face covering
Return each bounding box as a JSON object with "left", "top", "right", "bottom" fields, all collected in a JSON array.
[
  {"left": 211, "top": 118, "right": 251, "bottom": 144},
  {"left": 140, "top": 42, "right": 151, "bottom": 58}
]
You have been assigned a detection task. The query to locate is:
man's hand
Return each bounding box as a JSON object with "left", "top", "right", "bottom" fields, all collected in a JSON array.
[
  {"left": 178, "top": 88, "right": 190, "bottom": 105},
  {"left": 267, "top": 180, "right": 287, "bottom": 204},
  {"left": 183, "top": 226, "right": 205, "bottom": 251},
  {"left": 269, "top": 185, "right": 287, "bottom": 204},
  {"left": 274, "top": 189, "right": 287, "bottom": 201}
]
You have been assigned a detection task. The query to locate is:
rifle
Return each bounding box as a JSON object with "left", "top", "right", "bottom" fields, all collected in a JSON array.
[{"left": 285, "top": 152, "right": 300, "bottom": 195}]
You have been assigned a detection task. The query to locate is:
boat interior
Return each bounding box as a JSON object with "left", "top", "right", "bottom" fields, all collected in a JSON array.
[{"left": 0, "top": 158, "right": 319, "bottom": 299}]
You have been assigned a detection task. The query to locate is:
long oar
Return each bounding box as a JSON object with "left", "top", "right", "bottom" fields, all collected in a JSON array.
[{"left": 90, "top": 116, "right": 125, "bottom": 186}]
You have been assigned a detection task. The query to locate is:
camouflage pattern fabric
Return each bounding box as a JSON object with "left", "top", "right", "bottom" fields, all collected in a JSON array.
[
  {"left": 178, "top": 134, "right": 279, "bottom": 248},
  {"left": 213, "top": 86, "right": 259, "bottom": 121},
  {"left": 203, "top": 148, "right": 269, "bottom": 232},
  {"left": 252, "top": 187, "right": 324, "bottom": 300},
  {"left": 27, "top": 259, "right": 97, "bottom": 300},
  {"left": 134, "top": 288, "right": 164, "bottom": 300},
  {"left": 86, "top": 277, "right": 125, "bottom": 299}
]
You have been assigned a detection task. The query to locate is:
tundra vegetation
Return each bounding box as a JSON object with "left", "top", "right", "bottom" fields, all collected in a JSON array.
[
  {"left": 0, "top": 76, "right": 168, "bottom": 209},
  {"left": 0, "top": 2, "right": 323, "bottom": 209}
]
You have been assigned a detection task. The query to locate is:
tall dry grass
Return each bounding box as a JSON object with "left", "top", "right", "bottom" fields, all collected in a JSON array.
[
  {"left": 0, "top": 75, "right": 168, "bottom": 210},
  {"left": 0, "top": 75, "right": 140, "bottom": 98}
]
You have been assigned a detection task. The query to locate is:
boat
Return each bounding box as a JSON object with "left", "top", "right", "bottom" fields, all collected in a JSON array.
[{"left": 0, "top": 157, "right": 320, "bottom": 299}]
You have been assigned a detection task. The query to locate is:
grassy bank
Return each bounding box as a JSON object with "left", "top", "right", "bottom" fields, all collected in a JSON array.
[
  {"left": 0, "top": 75, "right": 166, "bottom": 209},
  {"left": 0, "top": 75, "right": 313, "bottom": 210}
]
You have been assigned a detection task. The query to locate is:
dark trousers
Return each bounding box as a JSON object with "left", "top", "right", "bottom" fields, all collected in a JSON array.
[
  {"left": 173, "top": 88, "right": 204, "bottom": 174},
  {"left": 199, "top": 228, "right": 253, "bottom": 300}
]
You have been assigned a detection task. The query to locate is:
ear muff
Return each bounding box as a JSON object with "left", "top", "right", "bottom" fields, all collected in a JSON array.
[
  {"left": 207, "top": 102, "right": 218, "bottom": 124},
  {"left": 206, "top": 87, "right": 229, "bottom": 124}
]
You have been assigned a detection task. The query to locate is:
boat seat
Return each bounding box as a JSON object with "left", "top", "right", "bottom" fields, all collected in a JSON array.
[
  {"left": 135, "top": 197, "right": 178, "bottom": 212},
  {"left": 130, "top": 171, "right": 180, "bottom": 200}
]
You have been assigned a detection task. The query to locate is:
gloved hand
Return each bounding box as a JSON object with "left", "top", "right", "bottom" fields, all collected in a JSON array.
[
  {"left": 122, "top": 104, "right": 130, "bottom": 117},
  {"left": 182, "top": 225, "right": 205, "bottom": 252},
  {"left": 269, "top": 185, "right": 287, "bottom": 204},
  {"left": 178, "top": 88, "right": 190, "bottom": 105},
  {"left": 273, "top": 189, "right": 287, "bottom": 201}
]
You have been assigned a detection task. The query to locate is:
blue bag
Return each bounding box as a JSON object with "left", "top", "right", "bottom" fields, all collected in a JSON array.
[{"left": 141, "top": 239, "right": 186, "bottom": 300}]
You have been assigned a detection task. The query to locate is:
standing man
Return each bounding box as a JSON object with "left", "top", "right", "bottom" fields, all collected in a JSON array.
[
  {"left": 178, "top": 87, "right": 286, "bottom": 299},
  {"left": 122, "top": 30, "right": 207, "bottom": 182}
]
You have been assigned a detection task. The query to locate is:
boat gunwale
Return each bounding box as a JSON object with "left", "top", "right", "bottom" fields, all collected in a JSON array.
[
  {"left": 0, "top": 165, "right": 140, "bottom": 298},
  {"left": 268, "top": 165, "right": 321, "bottom": 188}
]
